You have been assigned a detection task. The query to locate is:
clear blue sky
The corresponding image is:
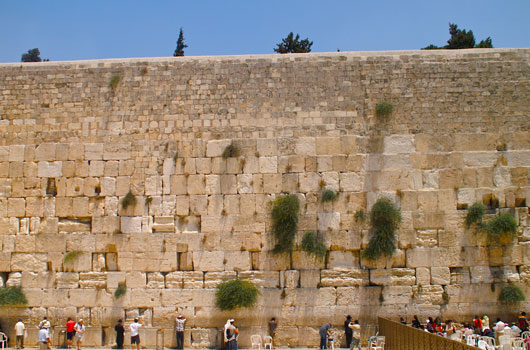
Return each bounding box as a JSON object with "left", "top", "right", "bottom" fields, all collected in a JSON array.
[{"left": 1, "top": 0, "right": 529, "bottom": 62}]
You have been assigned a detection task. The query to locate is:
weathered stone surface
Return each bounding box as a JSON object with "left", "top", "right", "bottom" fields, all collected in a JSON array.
[
  {"left": 320, "top": 268, "right": 369, "bottom": 287},
  {"left": 370, "top": 268, "right": 416, "bottom": 286}
]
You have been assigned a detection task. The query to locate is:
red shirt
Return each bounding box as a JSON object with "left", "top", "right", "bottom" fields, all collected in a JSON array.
[{"left": 66, "top": 320, "right": 76, "bottom": 333}]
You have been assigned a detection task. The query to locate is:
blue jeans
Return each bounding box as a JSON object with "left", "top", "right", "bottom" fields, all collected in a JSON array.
[
  {"left": 228, "top": 339, "right": 237, "bottom": 350},
  {"left": 320, "top": 335, "right": 327, "bottom": 349}
]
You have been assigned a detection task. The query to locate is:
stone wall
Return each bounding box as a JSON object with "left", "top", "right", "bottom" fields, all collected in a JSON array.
[{"left": 0, "top": 48, "right": 529, "bottom": 347}]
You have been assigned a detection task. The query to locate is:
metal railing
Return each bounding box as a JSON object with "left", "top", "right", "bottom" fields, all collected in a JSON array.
[{"left": 378, "top": 317, "right": 476, "bottom": 350}]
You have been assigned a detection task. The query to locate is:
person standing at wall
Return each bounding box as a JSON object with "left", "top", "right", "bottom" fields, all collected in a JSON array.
[
  {"left": 344, "top": 316, "right": 352, "bottom": 348},
  {"left": 130, "top": 317, "right": 144, "bottom": 350},
  {"left": 66, "top": 317, "right": 76, "bottom": 349},
  {"left": 39, "top": 317, "right": 51, "bottom": 329},
  {"left": 268, "top": 318, "right": 277, "bottom": 339},
  {"left": 175, "top": 314, "right": 186, "bottom": 350},
  {"left": 348, "top": 320, "right": 361, "bottom": 350},
  {"left": 15, "top": 318, "right": 26, "bottom": 349},
  {"left": 224, "top": 319, "right": 238, "bottom": 350},
  {"left": 114, "top": 319, "right": 124, "bottom": 349},
  {"left": 38, "top": 325, "right": 50, "bottom": 350},
  {"left": 319, "top": 323, "right": 331, "bottom": 350},
  {"left": 74, "top": 319, "right": 85, "bottom": 350}
]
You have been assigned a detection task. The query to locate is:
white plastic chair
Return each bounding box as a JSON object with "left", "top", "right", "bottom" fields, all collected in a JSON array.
[
  {"left": 0, "top": 332, "right": 7, "bottom": 350},
  {"left": 497, "top": 335, "right": 511, "bottom": 350},
  {"left": 511, "top": 338, "right": 524, "bottom": 350},
  {"left": 251, "top": 335, "right": 262, "bottom": 350},
  {"left": 369, "top": 336, "right": 385, "bottom": 350},
  {"left": 466, "top": 334, "right": 478, "bottom": 346},
  {"left": 263, "top": 335, "right": 273, "bottom": 350},
  {"left": 478, "top": 337, "right": 495, "bottom": 350},
  {"left": 522, "top": 331, "right": 530, "bottom": 340}
]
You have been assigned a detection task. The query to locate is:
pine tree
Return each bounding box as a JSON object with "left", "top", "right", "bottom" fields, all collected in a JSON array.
[
  {"left": 173, "top": 27, "right": 188, "bottom": 57},
  {"left": 422, "top": 23, "right": 493, "bottom": 50},
  {"left": 274, "top": 32, "right": 313, "bottom": 54},
  {"left": 21, "top": 48, "right": 42, "bottom": 62}
]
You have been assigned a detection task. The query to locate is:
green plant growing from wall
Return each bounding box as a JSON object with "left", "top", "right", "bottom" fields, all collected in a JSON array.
[
  {"left": 109, "top": 74, "right": 121, "bottom": 91},
  {"left": 301, "top": 231, "right": 327, "bottom": 260},
  {"left": 442, "top": 291, "right": 450, "bottom": 304},
  {"left": 354, "top": 209, "right": 365, "bottom": 223},
  {"left": 321, "top": 189, "right": 338, "bottom": 203},
  {"left": 499, "top": 284, "right": 525, "bottom": 303},
  {"left": 362, "top": 197, "right": 402, "bottom": 260},
  {"left": 375, "top": 101, "right": 393, "bottom": 120},
  {"left": 0, "top": 286, "right": 27, "bottom": 306},
  {"left": 483, "top": 212, "right": 518, "bottom": 243},
  {"left": 215, "top": 279, "right": 260, "bottom": 311},
  {"left": 145, "top": 196, "right": 153, "bottom": 206},
  {"left": 271, "top": 194, "right": 300, "bottom": 254},
  {"left": 222, "top": 142, "right": 240, "bottom": 158},
  {"left": 465, "top": 202, "right": 486, "bottom": 228},
  {"left": 63, "top": 250, "right": 81, "bottom": 265},
  {"left": 121, "top": 191, "right": 137, "bottom": 209},
  {"left": 114, "top": 283, "right": 127, "bottom": 299}
]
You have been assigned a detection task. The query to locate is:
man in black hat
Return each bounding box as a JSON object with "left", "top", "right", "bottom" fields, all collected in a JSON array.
[{"left": 344, "top": 316, "right": 352, "bottom": 348}]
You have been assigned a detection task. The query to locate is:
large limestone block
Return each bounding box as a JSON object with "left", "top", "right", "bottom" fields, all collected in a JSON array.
[
  {"left": 84, "top": 143, "right": 103, "bottom": 160},
  {"left": 206, "top": 140, "right": 232, "bottom": 157},
  {"left": 336, "top": 286, "right": 382, "bottom": 306},
  {"left": 35, "top": 143, "right": 56, "bottom": 161},
  {"left": 8, "top": 198, "right": 25, "bottom": 217},
  {"left": 470, "top": 266, "right": 494, "bottom": 284},
  {"left": 11, "top": 253, "right": 48, "bottom": 272},
  {"left": 106, "top": 271, "right": 126, "bottom": 289},
  {"left": 292, "top": 251, "right": 325, "bottom": 270},
  {"left": 320, "top": 268, "right": 369, "bottom": 287},
  {"left": 121, "top": 217, "right": 142, "bottom": 234},
  {"left": 130, "top": 288, "right": 163, "bottom": 307},
  {"left": 416, "top": 267, "right": 431, "bottom": 285},
  {"left": 259, "top": 157, "right": 278, "bottom": 174},
  {"left": 299, "top": 270, "right": 320, "bottom": 288},
  {"left": 35, "top": 234, "right": 66, "bottom": 252},
  {"left": 384, "top": 135, "right": 415, "bottom": 154},
  {"left": 339, "top": 172, "right": 362, "bottom": 192},
  {"left": 370, "top": 268, "right": 416, "bottom": 286},
  {"left": 298, "top": 172, "right": 320, "bottom": 193},
  {"left": 327, "top": 251, "right": 358, "bottom": 269},
  {"left": 37, "top": 161, "right": 62, "bottom": 177},
  {"left": 317, "top": 212, "right": 340, "bottom": 231},
  {"left": 9, "top": 145, "right": 25, "bottom": 162},
  {"left": 103, "top": 142, "right": 131, "bottom": 160},
  {"left": 126, "top": 271, "right": 146, "bottom": 288},
  {"left": 430, "top": 266, "right": 451, "bottom": 285},
  {"left": 381, "top": 285, "right": 413, "bottom": 304},
  {"left": 192, "top": 251, "right": 224, "bottom": 272},
  {"left": 79, "top": 272, "right": 107, "bottom": 289},
  {"left": 223, "top": 251, "right": 251, "bottom": 271},
  {"left": 203, "top": 271, "right": 237, "bottom": 288},
  {"left": 55, "top": 272, "right": 80, "bottom": 288},
  {"left": 68, "top": 288, "right": 97, "bottom": 307},
  {"left": 282, "top": 270, "right": 300, "bottom": 288},
  {"left": 238, "top": 270, "right": 280, "bottom": 288}
]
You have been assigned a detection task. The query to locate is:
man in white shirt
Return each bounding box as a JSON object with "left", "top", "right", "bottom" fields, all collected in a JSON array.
[
  {"left": 130, "top": 317, "right": 144, "bottom": 350},
  {"left": 348, "top": 320, "right": 361, "bottom": 350},
  {"left": 74, "top": 319, "right": 85, "bottom": 350},
  {"left": 175, "top": 314, "right": 186, "bottom": 350},
  {"left": 15, "top": 318, "right": 26, "bottom": 349},
  {"left": 38, "top": 326, "right": 50, "bottom": 350}
]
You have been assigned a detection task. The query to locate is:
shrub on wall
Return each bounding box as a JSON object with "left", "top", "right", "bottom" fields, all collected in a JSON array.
[
  {"left": 222, "top": 142, "right": 240, "bottom": 158},
  {"left": 321, "top": 189, "right": 338, "bottom": 203},
  {"left": 114, "top": 283, "right": 127, "bottom": 299},
  {"left": 0, "top": 286, "right": 27, "bottom": 306},
  {"left": 363, "top": 197, "right": 401, "bottom": 260},
  {"left": 465, "top": 202, "right": 486, "bottom": 228},
  {"left": 121, "top": 191, "right": 137, "bottom": 209},
  {"left": 483, "top": 212, "right": 518, "bottom": 243},
  {"left": 215, "top": 279, "right": 260, "bottom": 311},
  {"left": 271, "top": 194, "right": 300, "bottom": 254},
  {"left": 63, "top": 250, "right": 81, "bottom": 265},
  {"left": 375, "top": 101, "right": 393, "bottom": 120},
  {"left": 499, "top": 284, "right": 525, "bottom": 303},
  {"left": 301, "top": 231, "right": 327, "bottom": 260}
]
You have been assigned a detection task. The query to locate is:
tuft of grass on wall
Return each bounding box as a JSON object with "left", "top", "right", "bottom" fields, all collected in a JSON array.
[
  {"left": 301, "top": 231, "right": 327, "bottom": 260},
  {"left": 109, "top": 74, "right": 121, "bottom": 91},
  {"left": 354, "top": 209, "right": 366, "bottom": 223},
  {"left": 483, "top": 212, "right": 518, "bottom": 243},
  {"left": 271, "top": 194, "right": 300, "bottom": 254},
  {"left": 215, "top": 279, "right": 260, "bottom": 311},
  {"left": 121, "top": 191, "right": 137, "bottom": 210},
  {"left": 375, "top": 101, "right": 393, "bottom": 120},
  {"left": 499, "top": 283, "right": 525, "bottom": 303},
  {"left": 63, "top": 250, "right": 81, "bottom": 265},
  {"left": 114, "top": 283, "right": 127, "bottom": 299},
  {"left": 222, "top": 142, "right": 240, "bottom": 159},
  {"left": 362, "top": 197, "right": 401, "bottom": 260},
  {"left": 321, "top": 189, "right": 338, "bottom": 203},
  {"left": 465, "top": 202, "right": 486, "bottom": 228},
  {"left": 0, "top": 286, "right": 27, "bottom": 306}
]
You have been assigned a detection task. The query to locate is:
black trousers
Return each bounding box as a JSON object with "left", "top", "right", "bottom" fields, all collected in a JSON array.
[
  {"left": 176, "top": 331, "right": 184, "bottom": 349},
  {"left": 345, "top": 333, "right": 352, "bottom": 348}
]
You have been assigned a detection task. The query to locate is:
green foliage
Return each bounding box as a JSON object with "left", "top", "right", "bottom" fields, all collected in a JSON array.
[
  {"left": 483, "top": 212, "right": 518, "bottom": 243},
  {"left": 173, "top": 27, "right": 188, "bottom": 57},
  {"left": 442, "top": 291, "right": 449, "bottom": 304},
  {"left": 222, "top": 143, "right": 240, "bottom": 158},
  {"left": 499, "top": 284, "right": 525, "bottom": 303},
  {"left": 274, "top": 32, "right": 313, "bottom": 53},
  {"left": 0, "top": 286, "right": 27, "bottom": 306},
  {"left": 215, "top": 279, "right": 260, "bottom": 311},
  {"left": 321, "top": 189, "right": 338, "bottom": 203},
  {"left": 363, "top": 198, "right": 402, "bottom": 260},
  {"left": 21, "top": 48, "right": 42, "bottom": 62},
  {"left": 63, "top": 250, "right": 81, "bottom": 265},
  {"left": 375, "top": 102, "right": 393, "bottom": 120},
  {"left": 301, "top": 231, "right": 327, "bottom": 260},
  {"left": 422, "top": 23, "right": 493, "bottom": 50},
  {"left": 109, "top": 75, "right": 121, "bottom": 91},
  {"left": 271, "top": 194, "right": 300, "bottom": 254},
  {"left": 121, "top": 191, "right": 137, "bottom": 209},
  {"left": 114, "top": 284, "right": 127, "bottom": 299},
  {"left": 145, "top": 196, "right": 153, "bottom": 206},
  {"left": 354, "top": 210, "right": 365, "bottom": 223},
  {"left": 466, "top": 202, "right": 486, "bottom": 228}
]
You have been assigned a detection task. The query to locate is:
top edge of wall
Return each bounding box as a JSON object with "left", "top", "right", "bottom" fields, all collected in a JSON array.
[{"left": 1, "top": 48, "right": 528, "bottom": 68}]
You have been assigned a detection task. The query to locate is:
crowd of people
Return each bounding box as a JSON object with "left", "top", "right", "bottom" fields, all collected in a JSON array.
[{"left": 404, "top": 311, "right": 530, "bottom": 344}]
